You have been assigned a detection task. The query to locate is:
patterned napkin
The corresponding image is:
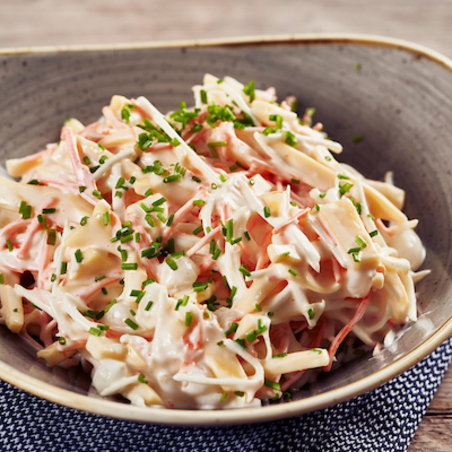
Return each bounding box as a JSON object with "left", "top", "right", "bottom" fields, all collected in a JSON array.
[{"left": 0, "top": 336, "right": 450, "bottom": 452}]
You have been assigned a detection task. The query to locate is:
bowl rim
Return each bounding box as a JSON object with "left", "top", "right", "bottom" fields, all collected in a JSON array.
[{"left": 1, "top": 33, "right": 452, "bottom": 426}]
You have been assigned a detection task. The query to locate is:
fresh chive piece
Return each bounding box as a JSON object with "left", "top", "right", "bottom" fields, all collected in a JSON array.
[
  {"left": 120, "top": 234, "right": 133, "bottom": 244},
  {"left": 347, "top": 247, "right": 362, "bottom": 254},
  {"left": 200, "top": 89, "right": 208, "bottom": 104},
  {"left": 255, "top": 303, "right": 262, "bottom": 312},
  {"left": 58, "top": 337, "right": 67, "bottom": 345},
  {"left": 0, "top": 274, "right": 4, "bottom": 284},
  {"left": 122, "top": 263, "right": 138, "bottom": 271},
  {"left": 229, "top": 164, "right": 238, "bottom": 172},
  {"left": 190, "top": 123, "right": 203, "bottom": 133},
  {"left": 192, "top": 175, "right": 201, "bottom": 183},
  {"left": 101, "top": 287, "right": 108, "bottom": 295},
  {"left": 79, "top": 186, "right": 87, "bottom": 193},
  {"left": 311, "top": 348, "right": 323, "bottom": 354},
  {"left": 193, "top": 225, "right": 203, "bottom": 235},
  {"left": 42, "top": 208, "right": 56, "bottom": 214},
  {"left": 263, "top": 206, "right": 271, "bottom": 218},
  {"left": 308, "top": 307, "right": 315, "bottom": 320},
  {"left": 212, "top": 249, "right": 221, "bottom": 260},
  {"left": 243, "top": 80, "right": 255, "bottom": 103},
  {"left": 244, "top": 231, "right": 251, "bottom": 241},
  {"left": 99, "top": 155, "right": 107, "bottom": 164},
  {"left": 171, "top": 138, "right": 181, "bottom": 147},
  {"left": 120, "top": 249, "right": 128, "bottom": 262},
  {"left": 234, "top": 391, "right": 245, "bottom": 397},
  {"left": 138, "top": 373, "right": 148, "bottom": 384},
  {"left": 89, "top": 327, "right": 102, "bottom": 337},
  {"left": 193, "top": 282, "right": 209, "bottom": 292},
  {"left": 60, "top": 262, "right": 68, "bottom": 274},
  {"left": 337, "top": 174, "right": 350, "bottom": 180},
  {"left": 135, "top": 232, "right": 141, "bottom": 242},
  {"left": 152, "top": 197, "right": 166, "bottom": 206},
  {"left": 163, "top": 174, "right": 182, "bottom": 183},
  {"left": 314, "top": 204, "right": 320, "bottom": 211},
  {"left": 217, "top": 340, "right": 225, "bottom": 348},
  {"left": 239, "top": 265, "right": 251, "bottom": 277},
  {"left": 129, "top": 309, "right": 136, "bottom": 316},
  {"left": 355, "top": 235, "right": 368, "bottom": 248},
  {"left": 145, "top": 301, "right": 153, "bottom": 311},
  {"left": 166, "top": 213, "right": 175, "bottom": 227},
  {"left": 124, "top": 318, "right": 139, "bottom": 330},
  {"left": 245, "top": 330, "right": 256, "bottom": 344},
  {"left": 193, "top": 199, "right": 205, "bottom": 206},
  {"left": 46, "top": 229, "right": 56, "bottom": 246},
  {"left": 157, "top": 213, "right": 167, "bottom": 223},
  {"left": 142, "top": 278, "right": 156, "bottom": 286},
  {"left": 102, "top": 211, "right": 110, "bottom": 225},
  {"left": 224, "top": 322, "right": 238, "bottom": 337},
  {"left": 144, "top": 188, "right": 153, "bottom": 198},
  {"left": 273, "top": 352, "right": 288, "bottom": 358},
  {"left": 226, "top": 219, "right": 234, "bottom": 243},
  {"left": 264, "top": 378, "right": 281, "bottom": 391},
  {"left": 369, "top": 230, "right": 378, "bottom": 237},
  {"left": 6, "top": 239, "right": 13, "bottom": 252},
  {"left": 28, "top": 179, "right": 39, "bottom": 185},
  {"left": 145, "top": 215, "right": 155, "bottom": 227},
  {"left": 288, "top": 268, "right": 298, "bottom": 277},
  {"left": 92, "top": 190, "right": 103, "bottom": 200},
  {"left": 80, "top": 216, "right": 89, "bottom": 226},
  {"left": 339, "top": 181, "right": 353, "bottom": 197},
  {"left": 211, "top": 183, "right": 218, "bottom": 190},
  {"left": 121, "top": 104, "right": 131, "bottom": 123},
  {"left": 165, "top": 257, "right": 178, "bottom": 270},
  {"left": 167, "top": 238, "right": 175, "bottom": 254},
  {"left": 83, "top": 156, "right": 91, "bottom": 165},
  {"left": 95, "top": 275, "right": 106, "bottom": 282},
  {"left": 75, "top": 249, "right": 84, "bottom": 263},
  {"left": 104, "top": 299, "right": 117, "bottom": 313},
  {"left": 185, "top": 312, "right": 193, "bottom": 327},
  {"left": 231, "top": 237, "right": 242, "bottom": 245},
  {"left": 284, "top": 131, "right": 297, "bottom": 147},
  {"left": 129, "top": 176, "right": 136, "bottom": 184}
]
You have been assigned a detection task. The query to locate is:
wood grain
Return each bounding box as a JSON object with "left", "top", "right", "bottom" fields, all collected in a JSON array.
[{"left": 0, "top": 1, "right": 451, "bottom": 449}]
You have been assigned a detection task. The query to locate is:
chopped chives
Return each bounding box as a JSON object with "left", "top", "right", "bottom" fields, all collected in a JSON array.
[
  {"left": 207, "top": 141, "right": 227, "bottom": 158},
  {"left": 46, "top": 229, "right": 56, "bottom": 246},
  {"left": 165, "top": 257, "right": 178, "bottom": 270},
  {"left": 244, "top": 231, "right": 251, "bottom": 241},
  {"left": 163, "top": 174, "right": 182, "bottom": 183},
  {"left": 145, "top": 301, "right": 153, "bottom": 311},
  {"left": 308, "top": 307, "right": 315, "bottom": 319},
  {"left": 145, "top": 215, "right": 155, "bottom": 227},
  {"left": 263, "top": 206, "right": 271, "bottom": 218},
  {"left": 142, "top": 278, "right": 156, "bottom": 286},
  {"left": 89, "top": 327, "right": 102, "bottom": 337},
  {"left": 0, "top": 274, "right": 4, "bottom": 284},
  {"left": 171, "top": 138, "right": 181, "bottom": 147},
  {"left": 224, "top": 322, "right": 238, "bottom": 336},
  {"left": 101, "top": 287, "right": 108, "bottom": 295},
  {"left": 138, "top": 373, "right": 148, "bottom": 384},
  {"left": 83, "top": 156, "right": 91, "bottom": 165},
  {"left": 129, "top": 176, "right": 136, "bottom": 184},
  {"left": 273, "top": 352, "right": 288, "bottom": 359},
  {"left": 185, "top": 312, "right": 193, "bottom": 327},
  {"left": 166, "top": 213, "right": 175, "bottom": 227},
  {"left": 264, "top": 378, "right": 281, "bottom": 392},
  {"left": 193, "top": 199, "right": 205, "bottom": 206},
  {"left": 369, "top": 230, "right": 378, "bottom": 237},
  {"left": 192, "top": 176, "right": 201, "bottom": 183},
  {"left": 122, "top": 263, "right": 138, "bottom": 270},
  {"left": 120, "top": 249, "right": 128, "bottom": 262},
  {"left": 102, "top": 211, "right": 110, "bottom": 225},
  {"left": 234, "top": 391, "right": 245, "bottom": 397},
  {"left": 144, "top": 188, "right": 153, "bottom": 198},
  {"left": 239, "top": 265, "right": 251, "bottom": 277},
  {"left": 120, "top": 234, "right": 133, "bottom": 244},
  {"left": 314, "top": 204, "right": 320, "bottom": 211},
  {"left": 212, "top": 249, "right": 221, "bottom": 260},
  {"left": 79, "top": 186, "right": 86, "bottom": 193},
  {"left": 42, "top": 208, "right": 56, "bottom": 214},
  {"left": 92, "top": 190, "right": 103, "bottom": 199},
  {"left": 209, "top": 240, "right": 216, "bottom": 254},
  {"left": 60, "top": 262, "right": 68, "bottom": 274},
  {"left": 157, "top": 213, "right": 167, "bottom": 223},
  {"left": 75, "top": 249, "right": 84, "bottom": 263},
  {"left": 226, "top": 219, "right": 233, "bottom": 243},
  {"left": 6, "top": 239, "right": 13, "bottom": 252},
  {"left": 124, "top": 318, "right": 139, "bottom": 330},
  {"left": 193, "top": 225, "right": 203, "bottom": 235},
  {"left": 355, "top": 235, "right": 368, "bottom": 248},
  {"left": 135, "top": 232, "right": 141, "bottom": 242},
  {"left": 58, "top": 337, "right": 67, "bottom": 345},
  {"left": 104, "top": 299, "right": 117, "bottom": 313},
  {"left": 200, "top": 90, "right": 208, "bottom": 104},
  {"left": 95, "top": 275, "right": 106, "bottom": 282},
  {"left": 219, "top": 174, "right": 227, "bottom": 183},
  {"left": 27, "top": 179, "right": 39, "bottom": 185},
  {"left": 255, "top": 303, "right": 262, "bottom": 312}
]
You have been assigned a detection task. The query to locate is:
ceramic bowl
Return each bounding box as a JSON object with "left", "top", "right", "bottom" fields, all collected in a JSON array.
[{"left": 1, "top": 34, "right": 452, "bottom": 425}]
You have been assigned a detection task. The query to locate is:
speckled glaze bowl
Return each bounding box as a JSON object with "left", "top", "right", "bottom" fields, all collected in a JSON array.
[{"left": 0, "top": 34, "right": 452, "bottom": 425}]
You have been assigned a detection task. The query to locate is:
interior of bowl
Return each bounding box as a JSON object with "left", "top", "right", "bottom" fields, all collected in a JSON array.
[{"left": 0, "top": 36, "right": 452, "bottom": 425}]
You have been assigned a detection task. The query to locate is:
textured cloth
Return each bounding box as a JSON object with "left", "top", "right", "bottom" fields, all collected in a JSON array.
[{"left": 0, "top": 337, "right": 451, "bottom": 452}]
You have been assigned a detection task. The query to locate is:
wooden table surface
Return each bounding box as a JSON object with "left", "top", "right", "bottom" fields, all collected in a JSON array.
[{"left": 1, "top": 1, "right": 451, "bottom": 450}]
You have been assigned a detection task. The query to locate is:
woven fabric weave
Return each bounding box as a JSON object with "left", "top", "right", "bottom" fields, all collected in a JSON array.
[{"left": 0, "top": 336, "right": 451, "bottom": 452}]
